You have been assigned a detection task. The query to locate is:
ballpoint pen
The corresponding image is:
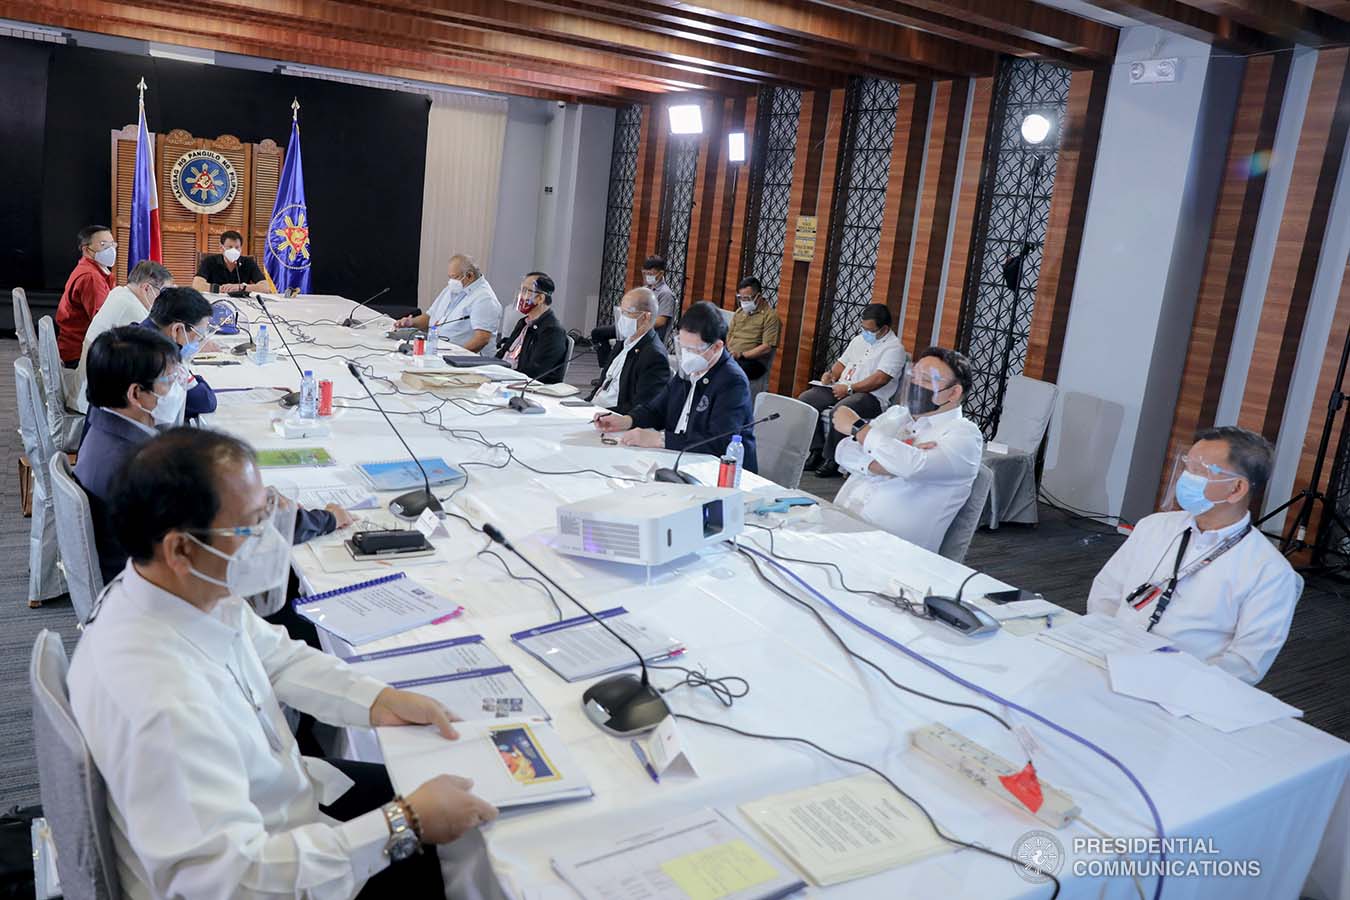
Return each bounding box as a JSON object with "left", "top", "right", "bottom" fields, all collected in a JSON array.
[{"left": 630, "top": 738, "right": 660, "bottom": 784}]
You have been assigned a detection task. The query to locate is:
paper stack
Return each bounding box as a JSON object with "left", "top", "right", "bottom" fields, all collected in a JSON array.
[{"left": 1106, "top": 650, "right": 1302, "bottom": 732}]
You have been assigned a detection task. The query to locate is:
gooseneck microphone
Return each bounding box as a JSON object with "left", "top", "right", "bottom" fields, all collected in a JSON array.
[
  {"left": 507, "top": 348, "right": 585, "bottom": 414},
  {"left": 346, "top": 361, "right": 444, "bottom": 520},
  {"left": 652, "top": 412, "right": 781, "bottom": 484},
  {"left": 254, "top": 294, "right": 306, "bottom": 408},
  {"left": 341, "top": 287, "right": 390, "bottom": 328},
  {"left": 483, "top": 523, "right": 669, "bottom": 736}
]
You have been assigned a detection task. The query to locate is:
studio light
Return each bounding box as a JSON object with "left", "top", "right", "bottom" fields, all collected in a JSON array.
[
  {"left": 1020, "top": 113, "right": 1052, "bottom": 145},
  {"left": 148, "top": 43, "right": 216, "bottom": 65},
  {"left": 668, "top": 104, "right": 703, "bottom": 135},
  {"left": 727, "top": 131, "right": 746, "bottom": 163}
]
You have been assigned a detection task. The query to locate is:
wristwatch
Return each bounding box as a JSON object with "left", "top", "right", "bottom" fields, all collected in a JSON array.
[
  {"left": 851, "top": 418, "right": 870, "bottom": 437},
  {"left": 843, "top": 382, "right": 854, "bottom": 395},
  {"left": 381, "top": 798, "right": 420, "bottom": 862}
]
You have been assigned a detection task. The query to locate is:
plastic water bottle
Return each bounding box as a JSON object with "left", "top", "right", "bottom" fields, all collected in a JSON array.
[
  {"left": 427, "top": 323, "right": 439, "bottom": 350},
  {"left": 255, "top": 324, "right": 272, "bottom": 364},
  {"left": 718, "top": 435, "right": 745, "bottom": 488},
  {"left": 298, "top": 369, "right": 318, "bottom": 420}
]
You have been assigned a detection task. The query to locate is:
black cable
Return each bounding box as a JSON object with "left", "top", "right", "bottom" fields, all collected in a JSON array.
[
  {"left": 475, "top": 544, "right": 563, "bottom": 621},
  {"left": 649, "top": 664, "right": 749, "bottom": 707},
  {"left": 673, "top": 713, "right": 1060, "bottom": 899},
  {"left": 736, "top": 546, "right": 1019, "bottom": 741}
]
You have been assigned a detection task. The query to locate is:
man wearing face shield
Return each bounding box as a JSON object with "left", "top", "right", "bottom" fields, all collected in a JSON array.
[
  {"left": 68, "top": 429, "right": 501, "bottom": 899},
  {"left": 588, "top": 287, "right": 670, "bottom": 415},
  {"left": 56, "top": 225, "right": 118, "bottom": 366},
  {"left": 594, "top": 301, "right": 758, "bottom": 472},
  {"left": 192, "top": 230, "right": 269, "bottom": 294},
  {"left": 140, "top": 286, "right": 219, "bottom": 422},
  {"left": 495, "top": 272, "right": 568, "bottom": 382},
  {"left": 1088, "top": 427, "right": 1299, "bottom": 684},
  {"left": 397, "top": 253, "right": 501, "bottom": 355},
  {"left": 829, "top": 346, "right": 984, "bottom": 553}
]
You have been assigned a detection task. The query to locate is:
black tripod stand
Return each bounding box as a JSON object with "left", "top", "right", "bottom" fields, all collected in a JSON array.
[{"left": 1254, "top": 319, "right": 1350, "bottom": 572}]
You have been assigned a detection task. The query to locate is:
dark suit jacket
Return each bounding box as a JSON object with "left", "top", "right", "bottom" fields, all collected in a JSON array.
[
  {"left": 496, "top": 308, "right": 568, "bottom": 384},
  {"left": 629, "top": 349, "right": 758, "bottom": 472},
  {"left": 591, "top": 331, "right": 670, "bottom": 416},
  {"left": 138, "top": 317, "right": 217, "bottom": 420}
]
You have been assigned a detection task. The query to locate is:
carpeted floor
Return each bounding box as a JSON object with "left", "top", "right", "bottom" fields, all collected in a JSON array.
[{"left": 0, "top": 338, "right": 1344, "bottom": 813}]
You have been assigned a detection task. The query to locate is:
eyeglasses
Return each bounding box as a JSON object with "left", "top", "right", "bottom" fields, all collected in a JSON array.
[
  {"left": 1180, "top": 455, "right": 1241, "bottom": 481},
  {"left": 614, "top": 306, "right": 647, "bottom": 320},
  {"left": 155, "top": 365, "right": 193, "bottom": 388},
  {"left": 188, "top": 488, "right": 280, "bottom": 537},
  {"left": 679, "top": 341, "right": 711, "bottom": 354}
]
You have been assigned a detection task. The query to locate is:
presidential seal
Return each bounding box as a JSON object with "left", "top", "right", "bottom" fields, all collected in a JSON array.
[
  {"left": 170, "top": 149, "right": 238, "bottom": 215},
  {"left": 267, "top": 204, "right": 311, "bottom": 272},
  {"left": 1012, "top": 830, "right": 1065, "bottom": 884}
]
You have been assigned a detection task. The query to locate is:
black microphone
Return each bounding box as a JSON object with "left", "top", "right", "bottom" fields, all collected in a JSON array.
[
  {"left": 483, "top": 522, "right": 669, "bottom": 736},
  {"left": 254, "top": 294, "right": 306, "bottom": 408},
  {"left": 341, "top": 287, "right": 390, "bottom": 328},
  {"left": 346, "top": 361, "right": 444, "bottom": 520},
  {"left": 650, "top": 412, "right": 781, "bottom": 484},
  {"left": 400, "top": 314, "right": 470, "bottom": 353},
  {"left": 506, "top": 348, "right": 585, "bottom": 414}
]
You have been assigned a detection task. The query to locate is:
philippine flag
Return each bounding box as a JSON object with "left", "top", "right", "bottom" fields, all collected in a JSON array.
[{"left": 128, "top": 100, "right": 162, "bottom": 272}]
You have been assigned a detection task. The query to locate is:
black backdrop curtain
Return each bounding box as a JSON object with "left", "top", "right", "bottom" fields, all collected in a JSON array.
[{"left": 0, "top": 36, "right": 430, "bottom": 306}]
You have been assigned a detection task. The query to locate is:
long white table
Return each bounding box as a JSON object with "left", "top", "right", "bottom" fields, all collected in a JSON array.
[{"left": 200, "top": 294, "right": 1350, "bottom": 900}]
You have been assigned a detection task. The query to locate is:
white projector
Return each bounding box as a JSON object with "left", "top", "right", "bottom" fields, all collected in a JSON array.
[{"left": 554, "top": 485, "right": 745, "bottom": 566}]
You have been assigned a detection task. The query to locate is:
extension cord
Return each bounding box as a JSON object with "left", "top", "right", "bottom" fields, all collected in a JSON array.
[{"left": 912, "top": 723, "right": 1079, "bottom": 829}]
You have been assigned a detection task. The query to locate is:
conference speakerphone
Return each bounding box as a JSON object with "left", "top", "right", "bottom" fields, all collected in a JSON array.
[{"left": 554, "top": 485, "right": 745, "bottom": 567}]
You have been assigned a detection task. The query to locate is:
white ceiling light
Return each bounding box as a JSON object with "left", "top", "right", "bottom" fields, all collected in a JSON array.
[
  {"left": 668, "top": 104, "right": 703, "bottom": 135},
  {"left": 148, "top": 42, "right": 215, "bottom": 65},
  {"left": 1021, "top": 113, "right": 1052, "bottom": 145},
  {"left": 727, "top": 131, "right": 746, "bottom": 163}
]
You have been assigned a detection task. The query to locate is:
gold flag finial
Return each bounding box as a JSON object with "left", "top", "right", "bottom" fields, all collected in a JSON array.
[
  {"left": 291, "top": 97, "right": 300, "bottom": 121},
  {"left": 136, "top": 77, "right": 147, "bottom": 105}
]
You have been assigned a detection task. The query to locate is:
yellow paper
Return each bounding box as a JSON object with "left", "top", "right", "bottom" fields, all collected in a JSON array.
[{"left": 659, "top": 839, "right": 779, "bottom": 900}]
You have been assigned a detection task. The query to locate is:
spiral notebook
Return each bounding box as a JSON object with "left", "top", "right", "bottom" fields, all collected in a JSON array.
[
  {"left": 295, "top": 572, "right": 463, "bottom": 645},
  {"left": 356, "top": 458, "right": 465, "bottom": 492}
]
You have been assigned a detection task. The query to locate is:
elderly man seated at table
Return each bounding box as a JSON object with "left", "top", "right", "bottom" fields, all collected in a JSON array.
[
  {"left": 72, "top": 260, "right": 173, "bottom": 412},
  {"left": 588, "top": 286, "right": 670, "bottom": 415},
  {"left": 68, "top": 428, "right": 500, "bottom": 899},
  {"left": 1088, "top": 426, "right": 1300, "bottom": 684},
  {"left": 829, "top": 346, "right": 983, "bottom": 553},
  {"left": 397, "top": 252, "right": 501, "bottom": 355},
  {"left": 594, "top": 300, "right": 758, "bottom": 472},
  {"left": 496, "top": 272, "right": 568, "bottom": 383}
]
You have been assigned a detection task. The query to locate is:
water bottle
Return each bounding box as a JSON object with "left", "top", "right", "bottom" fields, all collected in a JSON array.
[
  {"left": 718, "top": 435, "right": 745, "bottom": 488},
  {"left": 255, "top": 324, "right": 272, "bottom": 364},
  {"left": 427, "top": 323, "right": 439, "bottom": 350},
  {"left": 298, "top": 369, "right": 318, "bottom": 420}
]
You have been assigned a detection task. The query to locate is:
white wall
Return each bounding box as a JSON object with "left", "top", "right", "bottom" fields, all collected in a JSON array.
[{"left": 487, "top": 98, "right": 550, "bottom": 319}]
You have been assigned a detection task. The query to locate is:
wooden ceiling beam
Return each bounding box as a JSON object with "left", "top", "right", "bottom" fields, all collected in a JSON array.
[
  {"left": 1074, "top": 0, "right": 1278, "bottom": 49},
  {"left": 811, "top": 0, "right": 1117, "bottom": 62},
  {"left": 1182, "top": 0, "right": 1350, "bottom": 44},
  {"left": 1301, "top": 0, "right": 1350, "bottom": 20}
]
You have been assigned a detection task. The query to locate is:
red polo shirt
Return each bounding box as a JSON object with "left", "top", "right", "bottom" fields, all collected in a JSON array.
[{"left": 55, "top": 256, "right": 116, "bottom": 362}]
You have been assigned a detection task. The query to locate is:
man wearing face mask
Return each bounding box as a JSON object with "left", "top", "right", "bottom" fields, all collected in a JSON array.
[
  {"left": 829, "top": 346, "right": 983, "bottom": 553},
  {"left": 588, "top": 287, "right": 670, "bottom": 415},
  {"left": 396, "top": 253, "right": 501, "bottom": 355},
  {"left": 726, "top": 277, "right": 780, "bottom": 381},
  {"left": 73, "top": 260, "right": 173, "bottom": 413},
  {"left": 141, "top": 286, "right": 219, "bottom": 421},
  {"left": 496, "top": 272, "right": 568, "bottom": 382},
  {"left": 68, "top": 428, "right": 502, "bottom": 900},
  {"left": 589, "top": 256, "right": 677, "bottom": 376},
  {"left": 55, "top": 225, "right": 119, "bottom": 366},
  {"left": 594, "top": 301, "right": 758, "bottom": 471},
  {"left": 799, "top": 303, "right": 906, "bottom": 477},
  {"left": 192, "top": 230, "right": 269, "bottom": 294},
  {"left": 1088, "top": 427, "right": 1299, "bottom": 684}
]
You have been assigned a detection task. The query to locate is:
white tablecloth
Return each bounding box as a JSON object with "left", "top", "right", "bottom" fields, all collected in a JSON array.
[{"left": 200, "top": 295, "right": 1350, "bottom": 900}]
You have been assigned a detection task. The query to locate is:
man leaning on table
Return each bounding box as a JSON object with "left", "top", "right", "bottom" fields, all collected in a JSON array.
[
  {"left": 397, "top": 253, "right": 501, "bottom": 355},
  {"left": 1088, "top": 426, "right": 1300, "bottom": 684},
  {"left": 68, "top": 428, "right": 501, "bottom": 900},
  {"left": 594, "top": 300, "right": 758, "bottom": 472},
  {"left": 829, "top": 346, "right": 983, "bottom": 553}
]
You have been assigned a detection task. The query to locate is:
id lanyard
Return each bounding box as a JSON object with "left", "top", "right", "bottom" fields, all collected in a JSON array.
[{"left": 1124, "top": 525, "right": 1252, "bottom": 631}]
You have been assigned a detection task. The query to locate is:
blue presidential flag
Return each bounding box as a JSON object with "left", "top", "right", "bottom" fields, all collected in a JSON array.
[{"left": 265, "top": 110, "right": 311, "bottom": 294}]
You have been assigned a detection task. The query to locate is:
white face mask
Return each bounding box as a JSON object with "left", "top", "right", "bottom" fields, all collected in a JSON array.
[
  {"left": 447, "top": 277, "right": 464, "bottom": 295},
  {"left": 615, "top": 309, "right": 639, "bottom": 341},
  {"left": 187, "top": 521, "right": 291, "bottom": 598},
  {"left": 644, "top": 274, "right": 658, "bottom": 287},
  {"left": 137, "top": 381, "right": 186, "bottom": 426},
  {"left": 679, "top": 346, "right": 711, "bottom": 378},
  {"left": 222, "top": 247, "right": 242, "bottom": 263},
  {"left": 740, "top": 299, "right": 757, "bottom": 314},
  {"left": 93, "top": 245, "right": 117, "bottom": 269}
]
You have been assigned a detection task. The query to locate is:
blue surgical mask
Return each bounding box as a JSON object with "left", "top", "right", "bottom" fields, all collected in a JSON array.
[
  {"left": 862, "top": 330, "right": 879, "bottom": 345},
  {"left": 1174, "top": 470, "right": 1217, "bottom": 516}
]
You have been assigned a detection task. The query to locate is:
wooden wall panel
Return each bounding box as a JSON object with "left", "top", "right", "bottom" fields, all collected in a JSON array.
[
  {"left": 1025, "top": 65, "right": 1109, "bottom": 384},
  {"left": 783, "top": 88, "right": 846, "bottom": 395},
  {"left": 872, "top": 83, "right": 932, "bottom": 327},
  {"left": 625, "top": 103, "right": 659, "bottom": 286},
  {"left": 720, "top": 95, "right": 759, "bottom": 310},
  {"left": 1155, "top": 54, "right": 1289, "bottom": 505},
  {"left": 700, "top": 97, "right": 742, "bottom": 308},
  {"left": 937, "top": 76, "right": 994, "bottom": 347},
  {"left": 683, "top": 97, "right": 721, "bottom": 310},
  {"left": 1239, "top": 48, "right": 1350, "bottom": 442},
  {"left": 902, "top": 79, "right": 970, "bottom": 352}
]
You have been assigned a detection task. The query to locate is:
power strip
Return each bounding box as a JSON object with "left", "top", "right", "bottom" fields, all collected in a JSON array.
[{"left": 911, "top": 723, "right": 1079, "bottom": 829}]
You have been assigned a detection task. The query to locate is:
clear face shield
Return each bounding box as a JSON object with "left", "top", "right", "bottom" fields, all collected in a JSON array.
[
  {"left": 897, "top": 364, "right": 960, "bottom": 417},
  {"left": 1162, "top": 450, "right": 1245, "bottom": 516}
]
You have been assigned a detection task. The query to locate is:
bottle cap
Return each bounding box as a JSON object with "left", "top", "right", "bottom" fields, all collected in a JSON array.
[{"left": 303, "top": 370, "right": 313, "bottom": 377}]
